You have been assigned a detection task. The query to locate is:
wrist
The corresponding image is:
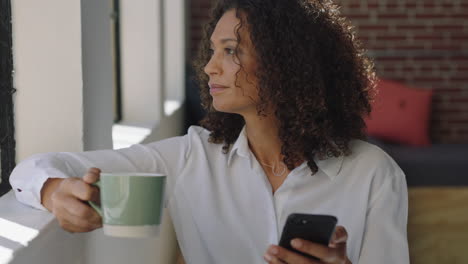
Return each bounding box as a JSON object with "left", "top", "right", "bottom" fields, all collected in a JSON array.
[{"left": 40, "top": 178, "right": 63, "bottom": 211}]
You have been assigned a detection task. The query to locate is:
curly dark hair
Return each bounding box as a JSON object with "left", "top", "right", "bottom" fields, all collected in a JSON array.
[{"left": 193, "top": 0, "right": 376, "bottom": 175}]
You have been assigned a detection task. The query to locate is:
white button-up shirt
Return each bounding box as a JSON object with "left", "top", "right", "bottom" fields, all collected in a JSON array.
[{"left": 10, "top": 126, "right": 409, "bottom": 263}]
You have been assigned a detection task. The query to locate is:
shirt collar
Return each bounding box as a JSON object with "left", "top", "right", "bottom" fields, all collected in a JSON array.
[
  {"left": 227, "top": 125, "right": 249, "bottom": 166},
  {"left": 227, "top": 125, "right": 344, "bottom": 179},
  {"left": 314, "top": 154, "right": 344, "bottom": 180}
]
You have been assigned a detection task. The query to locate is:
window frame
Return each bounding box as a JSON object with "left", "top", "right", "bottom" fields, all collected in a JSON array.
[
  {"left": 0, "top": 0, "right": 15, "bottom": 197},
  {"left": 111, "top": 0, "right": 122, "bottom": 123}
]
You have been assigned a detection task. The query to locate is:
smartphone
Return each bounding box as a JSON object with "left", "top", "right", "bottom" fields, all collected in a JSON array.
[{"left": 278, "top": 213, "right": 338, "bottom": 260}]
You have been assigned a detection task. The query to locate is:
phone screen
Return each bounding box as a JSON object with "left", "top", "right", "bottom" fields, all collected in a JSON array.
[{"left": 278, "top": 213, "right": 338, "bottom": 260}]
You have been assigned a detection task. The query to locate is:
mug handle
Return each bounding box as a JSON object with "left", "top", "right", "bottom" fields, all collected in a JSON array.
[{"left": 88, "top": 180, "right": 103, "bottom": 217}]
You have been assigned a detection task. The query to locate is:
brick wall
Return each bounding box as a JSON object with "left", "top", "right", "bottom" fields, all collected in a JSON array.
[
  {"left": 189, "top": 0, "right": 212, "bottom": 57},
  {"left": 189, "top": 0, "right": 468, "bottom": 143}
]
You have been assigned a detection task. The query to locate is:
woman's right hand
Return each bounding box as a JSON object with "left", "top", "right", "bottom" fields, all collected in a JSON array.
[{"left": 41, "top": 167, "right": 103, "bottom": 233}]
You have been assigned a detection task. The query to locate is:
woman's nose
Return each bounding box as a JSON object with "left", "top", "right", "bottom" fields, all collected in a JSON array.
[{"left": 204, "top": 53, "right": 222, "bottom": 76}]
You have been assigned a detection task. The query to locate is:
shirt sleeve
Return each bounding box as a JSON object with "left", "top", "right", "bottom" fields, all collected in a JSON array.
[
  {"left": 357, "top": 159, "right": 410, "bottom": 264},
  {"left": 9, "top": 127, "right": 198, "bottom": 211}
]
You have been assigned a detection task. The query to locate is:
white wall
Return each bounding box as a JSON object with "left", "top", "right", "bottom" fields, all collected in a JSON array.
[
  {"left": 119, "top": 0, "right": 163, "bottom": 127},
  {"left": 164, "top": 0, "right": 186, "bottom": 103},
  {"left": 13, "top": 0, "right": 84, "bottom": 160},
  {"left": 81, "top": 0, "right": 115, "bottom": 151}
]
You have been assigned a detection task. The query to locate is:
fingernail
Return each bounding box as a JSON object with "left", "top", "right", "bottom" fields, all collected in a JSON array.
[
  {"left": 291, "top": 239, "right": 302, "bottom": 248},
  {"left": 264, "top": 254, "right": 272, "bottom": 261}
]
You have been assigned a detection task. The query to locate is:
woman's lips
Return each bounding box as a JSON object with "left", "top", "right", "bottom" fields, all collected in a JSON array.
[
  {"left": 209, "top": 83, "right": 229, "bottom": 94},
  {"left": 210, "top": 87, "right": 227, "bottom": 94}
]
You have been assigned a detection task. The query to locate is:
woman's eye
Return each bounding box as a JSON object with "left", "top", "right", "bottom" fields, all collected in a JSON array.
[
  {"left": 208, "top": 47, "right": 236, "bottom": 56},
  {"left": 225, "top": 48, "right": 235, "bottom": 55}
]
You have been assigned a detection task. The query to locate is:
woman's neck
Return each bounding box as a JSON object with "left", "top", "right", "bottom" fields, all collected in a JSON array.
[{"left": 243, "top": 114, "right": 283, "bottom": 166}]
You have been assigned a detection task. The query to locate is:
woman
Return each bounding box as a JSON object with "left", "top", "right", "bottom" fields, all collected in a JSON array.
[{"left": 10, "top": 0, "right": 409, "bottom": 263}]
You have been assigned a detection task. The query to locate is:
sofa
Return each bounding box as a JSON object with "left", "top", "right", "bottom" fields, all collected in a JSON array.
[{"left": 367, "top": 136, "right": 468, "bottom": 186}]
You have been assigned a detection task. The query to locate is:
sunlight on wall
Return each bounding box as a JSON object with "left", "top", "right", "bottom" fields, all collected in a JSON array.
[
  {"left": 112, "top": 100, "right": 182, "bottom": 150},
  {"left": 164, "top": 100, "right": 181, "bottom": 117},
  {"left": 0, "top": 218, "right": 39, "bottom": 246},
  {"left": 112, "top": 125, "right": 152, "bottom": 149}
]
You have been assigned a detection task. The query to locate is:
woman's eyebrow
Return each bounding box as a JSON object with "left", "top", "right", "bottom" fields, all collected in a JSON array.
[{"left": 210, "top": 38, "right": 238, "bottom": 45}]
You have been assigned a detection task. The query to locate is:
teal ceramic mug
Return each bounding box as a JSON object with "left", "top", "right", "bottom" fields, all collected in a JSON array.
[{"left": 89, "top": 172, "right": 166, "bottom": 238}]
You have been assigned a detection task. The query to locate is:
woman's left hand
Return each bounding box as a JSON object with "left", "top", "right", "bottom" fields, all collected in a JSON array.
[{"left": 263, "top": 226, "right": 352, "bottom": 264}]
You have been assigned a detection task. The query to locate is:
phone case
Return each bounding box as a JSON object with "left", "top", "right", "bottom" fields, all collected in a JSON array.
[{"left": 278, "top": 213, "right": 338, "bottom": 260}]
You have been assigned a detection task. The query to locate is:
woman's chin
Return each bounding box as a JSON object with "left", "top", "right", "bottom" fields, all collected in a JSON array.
[
  {"left": 213, "top": 101, "right": 260, "bottom": 117},
  {"left": 212, "top": 103, "right": 234, "bottom": 113}
]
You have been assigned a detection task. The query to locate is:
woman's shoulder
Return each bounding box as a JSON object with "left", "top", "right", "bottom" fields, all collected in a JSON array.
[
  {"left": 185, "top": 125, "right": 225, "bottom": 151},
  {"left": 347, "top": 139, "right": 398, "bottom": 165},
  {"left": 344, "top": 139, "right": 405, "bottom": 180},
  {"left": 344, "top": 139, "right": 408, "bottom": 208},
  {"left": 186, "top": 125, "right": 212, "bottom": 142}
]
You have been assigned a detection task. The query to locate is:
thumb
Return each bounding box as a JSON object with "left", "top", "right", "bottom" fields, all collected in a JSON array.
[{"left": 329, "top": 226, "right": 348, "bottom": 248}]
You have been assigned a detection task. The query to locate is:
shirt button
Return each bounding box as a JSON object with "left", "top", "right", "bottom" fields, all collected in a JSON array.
[{"left": 17, "top": 188, "right": 22, "bottom": 192}]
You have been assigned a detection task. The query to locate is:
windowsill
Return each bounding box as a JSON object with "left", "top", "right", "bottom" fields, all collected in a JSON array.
[
  {"left": 0, "top": 191, "right": 87, "bottom": 264},
  {"left": 0, "top": 191, "right": 55, "bottom": 263}
]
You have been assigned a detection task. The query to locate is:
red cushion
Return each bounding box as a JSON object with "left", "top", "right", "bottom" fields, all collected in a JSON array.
[{"left": 365, "top": 79, "right": 433, "bottom": 146}]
